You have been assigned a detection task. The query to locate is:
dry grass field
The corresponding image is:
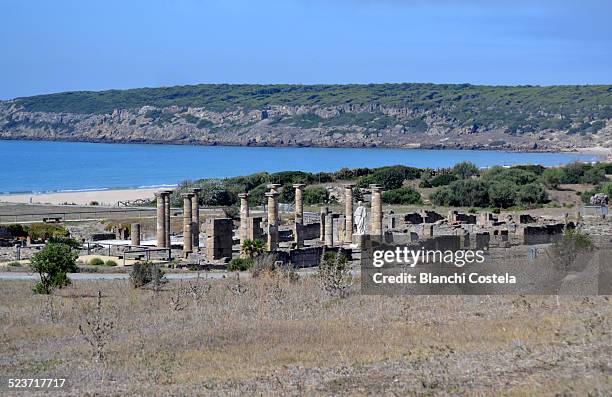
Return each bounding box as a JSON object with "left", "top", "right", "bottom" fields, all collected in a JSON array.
[{"left": 1, "top": 273, "right": 610, "bottom": 396}]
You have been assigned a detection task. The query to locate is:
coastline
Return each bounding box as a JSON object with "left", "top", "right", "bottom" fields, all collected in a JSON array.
[
  {"left": 0, "top": 187, "right": 160, "bottom": 206},
  {"left": 1, "top": 136, "right": 610, "bottom": 156}
]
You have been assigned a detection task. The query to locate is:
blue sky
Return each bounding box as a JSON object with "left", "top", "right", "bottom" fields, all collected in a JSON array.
[{"left": 1, "top": 0, "right": 610, "bottom": 99}]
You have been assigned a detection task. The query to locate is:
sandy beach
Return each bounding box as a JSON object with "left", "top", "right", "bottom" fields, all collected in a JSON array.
[{"left": 0, "top": 187, "right": 160, "bottom": 206}]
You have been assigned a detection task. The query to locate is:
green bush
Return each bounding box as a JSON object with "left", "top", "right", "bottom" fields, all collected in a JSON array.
[
  {"left": 28, "top": 224, "right": 69, "bottom": 241},
  {"left": 517, "top": 183, "right": 548, "bottom": 206},
  {"left": 430, "top": 173, "right": 458, "bottom": 187},
  {"left": 30, "top": 243, "right": 78, "bottom": 294},
  {"left": 227, "top": 258, "right": 254, "bottom": 272},
  {"left": 357, "top": 168, "right": 405, "bottom": 190},
  {"left": 129, "top": 261, "right": 166, "bottom": 289},
  {"left": 6, "top": 224, "right": 28, "bottom": 238},
  {"left": 88, "top": 257, "right": 105, "bottom": 266},
  {"left": 482, "top": 167, "right": 538, "bottom": 185},
  {"left": 581, "top": 167, "right": 606, "bottom": 185},
  {"left": 540, "top": 168, "right": 565, "bottom": 188},
  {"left": 452, "top": 161, "right": 479, "bottom": 179},
  {"left": 303, "top": 187, "right": 331, "bottom": 204},
  {"left": 430, "top": 179, "right": 489, "bottom": 207},
  {"left": 488, "top": 182, "right": 516, "bottom": 208},
  {"left": 105, "top": 260, "right": 118, "bottom": 267},
  {"left": 241, "top": 239, "right": 265, "bottom": 259},
  {"left": 382, "top": 187, "right": 422, "bottom": 205},
  {"left": 7, "top": 261, "right": 22, "bottom": 267}
]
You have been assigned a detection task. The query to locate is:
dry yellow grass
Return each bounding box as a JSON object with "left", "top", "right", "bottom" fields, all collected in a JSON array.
[{"left": 0, "top": 276, "right": 610, "bottom": 396}]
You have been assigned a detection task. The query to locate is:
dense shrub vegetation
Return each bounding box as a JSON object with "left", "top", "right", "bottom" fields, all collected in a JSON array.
[
  {"left": 163, "top": 161, "right": 609, "bottom": 210},
  {"left": 12, "top": 83, "right": 611, "bottom": 134},
  {"left": 381, "top": 187, "right": 422, "bottom": 205}
]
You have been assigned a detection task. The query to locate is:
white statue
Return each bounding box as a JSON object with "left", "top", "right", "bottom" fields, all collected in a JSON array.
[{"left": 354, "top": 201, "right": 367, "bottom": 235}]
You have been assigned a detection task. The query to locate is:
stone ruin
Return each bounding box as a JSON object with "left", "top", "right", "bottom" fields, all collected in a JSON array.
[
  {"left": 590, "top": 193, "right": 609, "bottom": 206},
  {"left": 146, "top": 181, "right": 584, "bottom": 267}
]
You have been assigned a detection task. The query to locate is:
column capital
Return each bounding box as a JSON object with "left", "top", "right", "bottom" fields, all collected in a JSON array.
[
  {"left": 191, "top": 188, "right": 202, "bottom": 194},
  {"left": 369, "top": 184, "right": 383, "bottom": 192},
  {"left": 238, "top": 192, "right": 249, "bottom": 199},
  {"left": 265, "top": 191, "right": 279, "bottom": 198},
  {"left": 344, "top": 183, "right": 356, "bottom": 189},
  {"left": 181, "top": 192, "right": 194, "bottom": 199},
  {"left": 292, "top": 183, "right": 306, "bottom": 189},
  {"left": 155, "top": 191, "right": 168, "bottom": 198}
]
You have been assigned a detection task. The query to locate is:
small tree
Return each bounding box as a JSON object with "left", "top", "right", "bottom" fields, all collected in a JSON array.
[
  {"left": 546, "top": 228, "right": 594, "bottom": 272},
  {"left": 318, "top": 252, "right": 350, "bottom": 297},
  {"left": 452, "top": 161, "right": 479, "bottom": 179},
  {"left": 30, "top": 243, "right": 78, "bottom": 294},
  {"left": 129, "top": 261, "right": 166, "bottom": 289}
]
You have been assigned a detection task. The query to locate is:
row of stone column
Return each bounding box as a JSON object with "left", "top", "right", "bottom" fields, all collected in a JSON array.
[
  {"left": 155, "top": 190, "right": 172, "bottom": 249},
  {"left": 236, "top": 182, "right": 384, "bottom": 252},
  {"left": 156, "top": 189, "right": 201, "bottom": 258}
]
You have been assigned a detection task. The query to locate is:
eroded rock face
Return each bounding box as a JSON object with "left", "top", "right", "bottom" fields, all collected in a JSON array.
[{"left": 0, "top": 101, "right": 610, "bottom": 151}]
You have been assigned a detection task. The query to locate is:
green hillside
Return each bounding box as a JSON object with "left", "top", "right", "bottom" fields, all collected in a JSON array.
[{"left": 11, "top": 83, "right": 612, "bottom": 134}]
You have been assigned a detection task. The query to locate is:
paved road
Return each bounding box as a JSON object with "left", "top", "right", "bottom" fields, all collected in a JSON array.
[
  {"left": 0, "top": 269, "right": 322, "bottom": 281},
  {"left": 0, "top": 272, "right": 240, "bottom": 281}
]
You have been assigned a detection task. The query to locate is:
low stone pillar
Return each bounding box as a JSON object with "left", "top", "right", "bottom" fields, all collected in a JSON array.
[
  {"left": 337, "top": 215, "right": 345, "bottom": 245},
  {"left": 163, "top": 190, "right": 172, "bottom": 248},
  {"left": 238, "top": 193, "right": 249, "bottom": 247},
  {"left": 324, "top": 213, "right": 334, "bottom": 247},
  {"left": 370, "top": 184, "right": 383, "bottom": 238},
  {"left": 344, "top": 183, "right": 355, "bottom": 243},
  {"left": 155, "top": 192, "right": 166, "bottom": 248},
  {"left": 191, "top": 188, "right": 201, "bottom": 252},
  {"left": 293, "top": 184, "right": 305, "bottom": 247},
  {"left": 266, "top": 191, "right": 279, "bottom": 251},
  {"left": 320, "top": 207, "right": 328, "bottom": 242},
  {"left": 182, "top": 193, "right": 194, "bottom": 257},
  {"left": 131, "top": 223, "right": 141, "bottom": 246}
]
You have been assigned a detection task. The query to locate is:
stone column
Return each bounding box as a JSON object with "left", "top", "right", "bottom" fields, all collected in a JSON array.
[
  {"left": 324, "top": 213, "right": 334, "bottom": 247},
  {"left": 155, "top": 192, "right": 166, "bottom": 248},
  {"left": 131, "top": 223, "right": 141, "bottom": 246},
  {"left": 163, "top": 190, "right": 172, "bottom": 248},
  {"left": 370, "top": 184, "right": 383, "bottom": 238},
  {"left": 182, "top": 193, "right": 194, "bottom": 257},
  {"left": 191, "top": 188, "right": 201, "bottom": 252},
  {"left": 319, "top": 207, "right": 328, "bottom": 242},
  {"left": 238, "top": 193, "right": 249, "bottom": 246},
  {"left": 293, "top": 184, "right": 305, "bottom": 247},
  {"left": 265, "top": 191, "right": 279, "bottom": 251},
  {"left": 344, "top": 183, "right": 355, "bottom": 243},
  {"left": 267, "top": 183, "right": 282, "bottom": 193}
]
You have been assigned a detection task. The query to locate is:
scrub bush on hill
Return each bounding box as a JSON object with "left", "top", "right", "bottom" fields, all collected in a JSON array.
[
  {"left": 382, "top": 187, "right": 422, "bottom": 205},
  {"left": 357, "top": 168, "right": 405, "bottom": 190},
  {"left": 452, "top": 161, "right": 479, "bottom": 179},
  {"left": 429, "top": 173, "right": 458, "bottom": 187},
  {"left": 541, "top": 168, "right": 565, "bottom": 188},
  {"left": 482, "top": 167, "right": 539, "bottom": 185},
  {"left": 430, "top": 180, "right": 489, "bottom": 207},
  {"left": 304, "top": 187, "right": 333, "bottom": 204}
]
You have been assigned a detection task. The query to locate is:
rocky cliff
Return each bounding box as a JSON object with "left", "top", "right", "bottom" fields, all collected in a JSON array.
[{"left": 1, "top": 84, "right": 610, "bottom": 151}]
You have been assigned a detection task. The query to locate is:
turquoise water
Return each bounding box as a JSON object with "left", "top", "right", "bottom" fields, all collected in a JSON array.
[{"left": 0, "top": 140, "right": 599, "bottom": 193}]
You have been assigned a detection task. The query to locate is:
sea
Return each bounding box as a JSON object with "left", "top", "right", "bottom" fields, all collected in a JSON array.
[{"left": 0, "top": 140, "right": 600, "bottom": 194}]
